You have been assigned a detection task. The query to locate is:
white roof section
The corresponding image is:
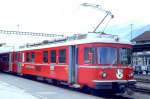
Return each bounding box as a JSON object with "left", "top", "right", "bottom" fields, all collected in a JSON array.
[
  {"left": 17, "top": 33, "right": 131, "bottom": 51},
  {"left": 0, "top": 33, "right": 131, "bottom": 53}
]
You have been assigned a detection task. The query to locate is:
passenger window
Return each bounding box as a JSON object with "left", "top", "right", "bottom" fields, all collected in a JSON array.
[
  {"left": 15, "top": 53, "right": 18, "bottom": 61},
  {"left": 50, "top": 50, "right": 56, "bottom": 63},
  {"left": 26, "top": 53, "right": 30, "bottom": 62},
  {"left": 58, "top": 49, "right": 66, "bottom": 63},
  {"left": 84, "top": 48, "right": 90, "bottom": 64},
  {"left": 43, "top": 51, "right": 48, "bottom": 63},
  {"left": 31, "top": 52, "right": 35, "bottom": 62}
]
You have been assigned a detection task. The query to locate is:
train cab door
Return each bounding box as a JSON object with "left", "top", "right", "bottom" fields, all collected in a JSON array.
[{"left": 68, "top": 45, "right": 78, "bottom": 84}]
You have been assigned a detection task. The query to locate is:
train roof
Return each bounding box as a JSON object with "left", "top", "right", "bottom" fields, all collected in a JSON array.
[
  {"left": 17, "top": 33, "right": 131, "bottom": 51},
  {"left": 0, "top": 33, "right": 131, "bottom": 53}
]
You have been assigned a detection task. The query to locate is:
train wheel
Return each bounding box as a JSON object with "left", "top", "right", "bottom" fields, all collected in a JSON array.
[
  {"left": 81, "top": 86, "right": 90, "bottom": 94},
  {"left": 90, "top": 89, "right": 99, "bottom": 95},
  {"left": 17, "top": 73, "right": 23, "bottom": 76},
  {"left": 52, "top": 79, "right": 60, "bottom": 86},
  {"left": 36, "top": 76, "right": 44, "bottom": 81}
]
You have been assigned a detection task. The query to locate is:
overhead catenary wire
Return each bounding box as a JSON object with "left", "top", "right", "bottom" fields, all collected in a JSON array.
[{"left": 0, "top": 30, "right": 64, "bottom": 37}]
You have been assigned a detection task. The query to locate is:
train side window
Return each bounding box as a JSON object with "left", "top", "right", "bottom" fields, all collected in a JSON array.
[
  {"left": 84, "top": 48, "right": 90, "bottom": 64},
  {"left": 50, "top": 50, "right": 56, "bottom": 63},
  {"left": 58, "top": 49, "right": 66, "bottom": 63},
  {"left": 15, "top": 53, "right": 18, "bottom": 61},
  {"left": 31, "top": 52, "right": 35, "bottom": 62},
  {"left": 26, "top": 53, "right": 30, "bottom": 62},
  {"left": 43, "top": 51, "right": 48, "bottom": 63}
]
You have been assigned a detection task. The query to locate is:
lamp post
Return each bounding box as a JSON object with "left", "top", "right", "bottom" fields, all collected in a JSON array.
[
  {"left": 130, "top": 24, "right": 133, "bottom": 41},
  {"left": 17, "top": 24, "right": 20, "bottom": 32}
]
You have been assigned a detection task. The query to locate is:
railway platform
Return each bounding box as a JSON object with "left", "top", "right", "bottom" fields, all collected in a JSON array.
[{"left": 0, "top": 73, "right": 102, "bottom": 99}]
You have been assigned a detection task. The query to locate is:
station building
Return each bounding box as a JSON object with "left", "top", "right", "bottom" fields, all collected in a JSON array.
[{"left": 132, "top": 31, "right": 150, "bottom": 74}]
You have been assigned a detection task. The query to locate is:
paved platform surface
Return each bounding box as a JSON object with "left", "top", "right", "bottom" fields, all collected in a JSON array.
[
  {"left": 0, "top": 73, "right": 150, "bottom": 99},
  {"left": 0, "top": 81, "right": 37, "bottom": 99},
  {"left": 0, "top": 73, "right": 102, "bottom": 99}
]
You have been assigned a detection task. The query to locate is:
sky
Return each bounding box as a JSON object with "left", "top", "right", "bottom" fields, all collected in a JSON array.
[{"left": 0, "top": 0, "right": 150, "bottom": 48}]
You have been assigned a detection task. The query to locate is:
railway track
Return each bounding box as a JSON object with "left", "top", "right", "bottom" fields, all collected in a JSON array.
[
  {"left": 135, "top": 78, "right": 150, "bottom": 83},
  {"left": 132, "top": 81, "right": 150, "bottom": 94},
  {"left": 133, "top": 87, "right": 150, "bottom": 94},
  {"left": 132, "top": 75, "right": 150, "bottom": 94}
]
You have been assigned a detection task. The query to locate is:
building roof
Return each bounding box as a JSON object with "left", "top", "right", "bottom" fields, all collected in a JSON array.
[{"left": 132, "top": 31, "right": 150, "bottom": 42}]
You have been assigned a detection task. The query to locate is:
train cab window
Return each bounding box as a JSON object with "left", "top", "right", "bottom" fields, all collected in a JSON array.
[
  {"left": 98, "top": 47, "right": 117, "bottom": 64},
  {"left": 31, "top": 52, "right": 35, "bottom": 62},
  {"left": 119, "top": 48, "right": 131, "bottom": 65},
  {"left": 50, "top": 50, "right": 56, "bottom": 63},
  {"left": 43, "top": 51, "right": 48, "bottom": 63},
  {"left": 58, "top": 49, "right": 66, "bottom": 63},
  {"left": 26, "top": 53, "right": 30, "bottom": 62},
  {"left": 84, "top": 47, "right": 97, "bottom": 64}
]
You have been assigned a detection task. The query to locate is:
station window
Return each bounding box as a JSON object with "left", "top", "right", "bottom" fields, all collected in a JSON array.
[
  {"left": 31, "top": 52, "right": 35, "bottom": 62},
  {"left": 43, "top": 51, "right": 48, "bottom": 63},
  {"left": 26, "top": 53, "right": 30, "bottom": 62},
  {"left": 58, "top": 49, "right": 66, "bottom": 63},
  {"left": 50, "top": 50, "right": 56, "bottom": 63}
]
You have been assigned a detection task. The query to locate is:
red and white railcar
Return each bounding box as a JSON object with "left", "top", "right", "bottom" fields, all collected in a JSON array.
[{"left": 0, "top": 33, "right": 136, "bottom": 94}]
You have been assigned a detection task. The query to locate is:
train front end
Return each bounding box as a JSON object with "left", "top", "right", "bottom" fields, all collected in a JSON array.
[{"left": 78, "top": 34, "right": 136, "bottom": 94}]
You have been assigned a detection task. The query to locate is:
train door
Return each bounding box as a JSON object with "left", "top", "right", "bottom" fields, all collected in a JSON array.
[
  {"left": 8, "top": 52, "right": 13, "bottom": 72},
  {"left": 68, "top": 45, "right": 78, "bottom": 84},
  {"left": 16, "top": 52, "right": 22, "bottom": 73}
]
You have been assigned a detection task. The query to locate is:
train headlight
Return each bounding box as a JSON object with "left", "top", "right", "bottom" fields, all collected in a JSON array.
[
  {"left": 130, "top": 72, "right": 134, "bottom": 77},
  {"left": 101, "top": 72, "right": 107, "bottom": 78},
  {"left": 116, "top": 69, "right": 123, "bottom": 79}
]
